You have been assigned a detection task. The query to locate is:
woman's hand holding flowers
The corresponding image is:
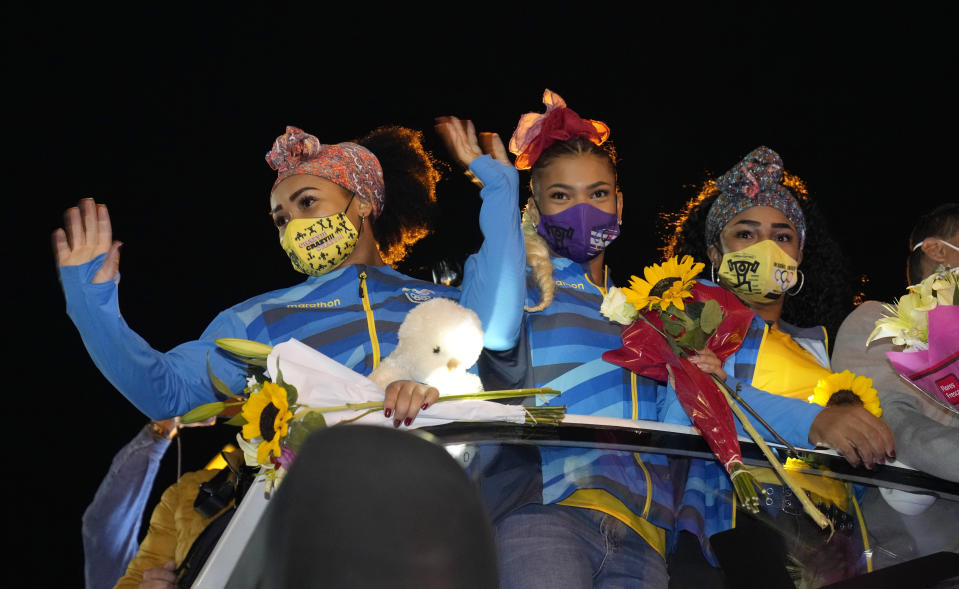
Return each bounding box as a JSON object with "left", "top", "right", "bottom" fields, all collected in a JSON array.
[
  {"left": 688, "top": 347, "right": 728, "bottom": 381},
  {"left": 383, "top": 381, "right": 439, "bottom": 428}
]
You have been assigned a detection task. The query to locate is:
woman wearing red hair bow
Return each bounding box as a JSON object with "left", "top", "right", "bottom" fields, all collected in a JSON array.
[
  {"left": 439, "top": 91, "right": 671, "bottom": 588},
  {"left": 54, "top": 125, "right": 524, "bottom": 427}
]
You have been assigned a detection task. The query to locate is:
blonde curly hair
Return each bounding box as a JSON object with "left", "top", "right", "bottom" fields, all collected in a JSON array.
[{"left": 522, "top": 198, "right": 554, "bottom": 312}]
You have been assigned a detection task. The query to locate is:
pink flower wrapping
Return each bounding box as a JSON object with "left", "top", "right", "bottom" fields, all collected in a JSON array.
[{"left": 886, "top": 305, "right": 959, "bottom": 413}]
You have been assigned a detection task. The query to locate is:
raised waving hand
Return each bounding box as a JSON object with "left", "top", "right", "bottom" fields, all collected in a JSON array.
[
  {"left": 434, "top": 116, "right": 510, "bottom": 168},
  {"left": 53, "top": 197, "right": 122, "bottom": 283}
]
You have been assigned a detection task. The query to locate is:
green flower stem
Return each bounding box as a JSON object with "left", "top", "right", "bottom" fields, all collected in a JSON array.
[
  {"left": 294, "top": 388, "right": 561, "bottom": 416},
  {"left": 712, "top": 374, "right": 833, "bottom": 533},
  {"left": 438, "top": 388, "right": 559, "bottom": 402},
  {"left": 726, "top": 388, "right": 798, "bottom": 457},
  {"left": 523, "top": 406, "right": 566, "bottom": 425},
  {"left": 336, "top": 408, "right": 380, "bottom": 425},
  {"left": 638, "top": 314, "right": 677, "bottom": 344},
  {"left": 297, "top": 401, "right": 383, "bottom": 415},
  {"left": 728, "top": 463, "right": 760, "bottom": 514}
]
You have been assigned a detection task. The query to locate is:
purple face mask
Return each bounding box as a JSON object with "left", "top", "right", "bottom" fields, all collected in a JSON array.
[{"left": 536, "top": 202, "right": 620, "bottom": 262}]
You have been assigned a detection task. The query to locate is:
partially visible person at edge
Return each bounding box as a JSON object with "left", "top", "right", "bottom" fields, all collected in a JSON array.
[
  {"left": 661, "top": 146, "right": 896, "bottom": 584},
  {"left": 54, "top": 125, "right": 524, "bottom": 427},
  {"left": 832, "top": 203, "right": 959, "bottom": 570},
  {"left": 82, "top": 419, "right": 177, "bottom": 589},
  {"left": 116, "top": 447, "right": 248, "bottom": 589}
]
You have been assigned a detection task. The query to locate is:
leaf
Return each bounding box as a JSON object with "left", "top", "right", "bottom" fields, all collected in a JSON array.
[
  {"left": 182, "top": 401, "right": 226, "bottom": 424},
  {"left": 684, "top": 301, "right": 705, "bottom": 321},
  {"left": 207, "top": 353, "right": 239, "bottom": 398},
  {"left": 665, "top": 335, "right": 686, "bottom": 358},
  {"left": 284, "top": 383, "right": 298, "bottom": 406},
  {"left": 661, "top": 311, "right": 691, "bottom": 337},
  {"left": 300, "top": 411, "right": 327, "bottom": 431},
  {"left": 678, "top": 327, "right": 708, "bottom": 352},
  {"left": 224, "top": 413, "right": 248, "bottom": 427},
  {"left": 275, "top": 365, "right": 298, "bottom": 405},
  {"left": 700, "top": 299, "right": 724, "bottom": 334},
  {"left": 286, "top": 413, "right": 327, "bottom": 451},
  {"left": 664, "top": 320, "right": 685, "bottom": 336},
  {"left": 670, "top": 308, "right": 697, "bottom": 330},
  {"left": 285, "top": 421, "right": 309, "bottom": 452}
]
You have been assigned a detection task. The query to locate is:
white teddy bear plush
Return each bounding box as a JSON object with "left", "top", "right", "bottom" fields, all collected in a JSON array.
[{"left": 368, "top": 297, "right": 485, "bottom": 395}]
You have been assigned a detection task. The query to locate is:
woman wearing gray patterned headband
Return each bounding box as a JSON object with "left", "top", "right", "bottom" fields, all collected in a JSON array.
[{"left": 661, "top": 147, "right": 895, "bottom": 586}]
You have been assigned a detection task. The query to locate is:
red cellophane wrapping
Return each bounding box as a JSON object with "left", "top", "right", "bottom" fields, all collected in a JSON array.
[{"left": 602, "top": 282, "right": 755, "bottom": 472}]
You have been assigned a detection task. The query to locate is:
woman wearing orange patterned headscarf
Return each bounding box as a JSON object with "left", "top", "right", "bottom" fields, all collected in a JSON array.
[{"left": 53, "top": 124, "right": 524, "bottom": 429}]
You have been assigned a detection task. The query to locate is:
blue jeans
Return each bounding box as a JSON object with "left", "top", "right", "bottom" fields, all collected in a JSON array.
[{"left": 496, "top": 503, "right": 668, "bottom": 589}]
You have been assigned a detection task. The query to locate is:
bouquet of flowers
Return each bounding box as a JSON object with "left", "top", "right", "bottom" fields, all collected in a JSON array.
[
  {"left": 601, "top": 256, "right": 831, "bottom": 529},
  {"left": 869, "top": 266, "right": 959, "bottom": 414},
  {"left": 184, "top": 338, "right": 561, "bottom": 494}
]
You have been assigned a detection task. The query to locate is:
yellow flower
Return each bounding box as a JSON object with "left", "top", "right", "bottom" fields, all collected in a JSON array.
[
  {"left": 809, "top": 370, "right": 882, "bottom": 418},
  {"left": 241, "top": 382, "right": 294, "bottom": 464},
  {"left": 623, "top": 255, "right": 704, "bottom": 312},
  {"left": 868, "top": 292, "right": 929, "bottom": 349},
  {"left": 912, "top": 266, "right": 959, "bottom": 307}
]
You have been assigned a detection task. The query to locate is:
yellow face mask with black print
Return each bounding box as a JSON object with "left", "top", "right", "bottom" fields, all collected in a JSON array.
[
  {"left": 717, "top": 240, "right": 799, "bottom": 304},
  {"left": 280, "top": 210, "right": 359, "bottom": 277}
]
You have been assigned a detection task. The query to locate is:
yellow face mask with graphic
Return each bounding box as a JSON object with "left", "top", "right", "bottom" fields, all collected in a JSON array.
[
  {"left": 717, "top": 239, "right": 799, "bottom": 304},
  {"left": 280, "top": 210, "right": 359, "bottom": 277}
]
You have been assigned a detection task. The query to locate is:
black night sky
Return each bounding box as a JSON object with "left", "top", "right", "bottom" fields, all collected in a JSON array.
[{"left": 7, "top": 4, "right": 955, "bottom": 585}]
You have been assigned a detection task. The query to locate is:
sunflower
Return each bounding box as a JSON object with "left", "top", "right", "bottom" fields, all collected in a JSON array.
[
  {"left": 809, "top": 370, "right": 881, "bottom": 418},
  {"left": 623, "top": 255, "right": 705, "bottom": 312},
  {"left": 241, "top": 381, "right": 294, "bottom": 464}
]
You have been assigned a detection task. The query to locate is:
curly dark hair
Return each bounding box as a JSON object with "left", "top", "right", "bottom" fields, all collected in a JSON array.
[
  {"left": 907, "top": 203, "right": 959, "bottom": 284},
  {"left": 661, "top": 173, "right": 854, "bottom": 340},
  {"left": 356, "top": 126, "right": 440, "bottom": 265}
]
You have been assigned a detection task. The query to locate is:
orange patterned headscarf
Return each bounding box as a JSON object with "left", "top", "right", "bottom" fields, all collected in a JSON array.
[{"left": 266, "top": 126, "right": 385, "bottom": 218}]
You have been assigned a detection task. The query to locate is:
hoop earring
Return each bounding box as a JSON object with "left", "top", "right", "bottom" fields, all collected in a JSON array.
[
  {"left": 787, "top": 270, "right": 805, "bottom": 296},
  {"left": 711, "top": 264, "right": 717, "bottom": 283}
]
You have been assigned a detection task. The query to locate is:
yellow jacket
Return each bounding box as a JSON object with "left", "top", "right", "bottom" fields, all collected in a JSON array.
[{"left": 114, "top": 469, "right": 232, "bottom": 588}]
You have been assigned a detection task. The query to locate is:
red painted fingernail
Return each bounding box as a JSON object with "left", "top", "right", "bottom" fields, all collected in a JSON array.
[
  {"left": 421, "top": 403, "right": 429, "bottom": 410},
  {"left": 384, "top": 408, "right": 392, "bottom": 418},
  {"left": 393, "top": 419, "right": 401, "bottom": 428},
  {"left": 404, "top": 417, "right": 412, "bottom": 426},
  {"left": 890, "top": 450, "right": 896, "bottom": 458}
]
